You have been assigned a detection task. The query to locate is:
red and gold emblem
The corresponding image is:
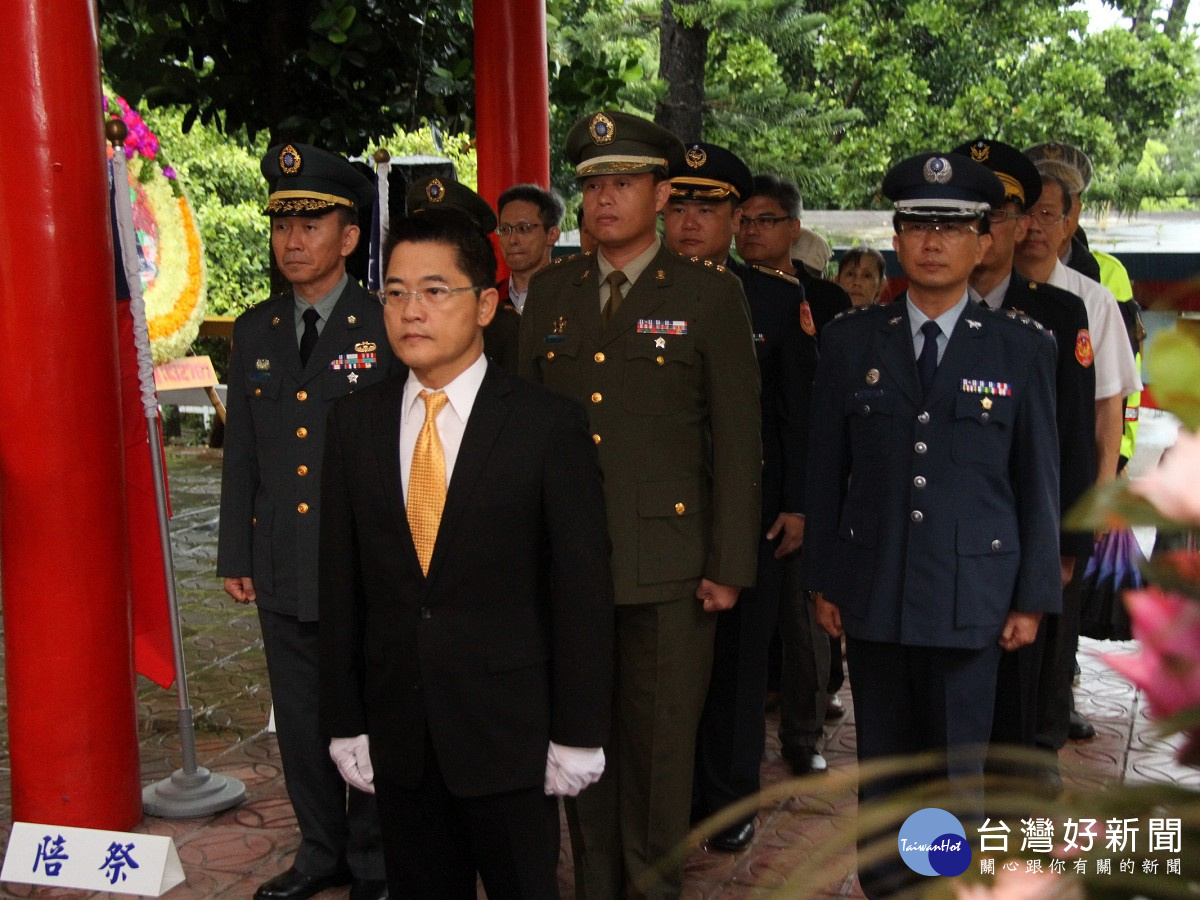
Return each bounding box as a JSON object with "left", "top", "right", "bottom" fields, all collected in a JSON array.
[
  {"left": 1075, "top": 329, "right": 1094, "bottom": 367},
  {"left": 800, "top": 300, "right": 816, "bottom": 336}
]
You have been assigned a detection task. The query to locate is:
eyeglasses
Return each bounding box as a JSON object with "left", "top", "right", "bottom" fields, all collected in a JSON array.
[
  {"left": 896, "top": 221, "right": 979, "bottom": 238},
  {"left": 1028, "top": 207, "right": 1066, "bottom": 227},
  {"left": 380, "top": 285, "right": 487, "bottom": 307},
  {"left": 738, "top": 214, "right": 793, "bottom": 231},
  {"left": 987, "top": 209, "right": 1027, "bottom": 225},
  {"left": 497, "top": 222, "right": 545, "bottom": 237}
]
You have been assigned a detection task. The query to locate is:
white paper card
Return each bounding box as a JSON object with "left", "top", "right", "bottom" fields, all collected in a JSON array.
[{"left": 2, "top": 822, "right": 185, "bottom": 896}]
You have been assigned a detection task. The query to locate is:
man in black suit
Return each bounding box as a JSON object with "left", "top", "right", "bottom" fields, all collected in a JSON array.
[
  {"left": 217, "top": 143, "right": 394, "bottom": 900},
  {"left": 319, "top": 197, "right": 614, "bottom": 899},
  {"left": 803, "top": 152, "right": 1061, "bottom": 897}
]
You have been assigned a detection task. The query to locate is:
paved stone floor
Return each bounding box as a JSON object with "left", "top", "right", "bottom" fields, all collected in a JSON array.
[{"left": 0, "top": 421, "right": 1193, "bottom": 898}]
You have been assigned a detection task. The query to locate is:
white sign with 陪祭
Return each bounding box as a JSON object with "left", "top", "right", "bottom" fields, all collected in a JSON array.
[{"left": 1, "top": 822, "right": 184, "bottom": 896}]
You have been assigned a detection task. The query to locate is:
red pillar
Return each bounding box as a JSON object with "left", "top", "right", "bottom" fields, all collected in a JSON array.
[
  {"left": 473, "top": 0, "right": 551, "bottom": 206},
  {"left": 0, "top": 0, "right": 142, "bottom": 828}
]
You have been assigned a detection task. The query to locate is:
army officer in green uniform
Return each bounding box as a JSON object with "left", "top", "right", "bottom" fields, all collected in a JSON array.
[{"left": 519, "top": 111, "right": 761, "bottom": 899}]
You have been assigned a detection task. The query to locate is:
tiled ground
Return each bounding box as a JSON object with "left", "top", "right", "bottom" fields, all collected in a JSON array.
[{"left": 0, "top": 420, "right": 1193, "bottom": 898}]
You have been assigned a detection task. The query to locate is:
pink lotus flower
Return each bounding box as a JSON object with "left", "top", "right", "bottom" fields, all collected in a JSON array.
[
  {"left": 1130, "top": 428, "right": 1200, "bottom": 526},
  {"left": 1104, "top": 587, "right": 1200, "bottom": 720}
]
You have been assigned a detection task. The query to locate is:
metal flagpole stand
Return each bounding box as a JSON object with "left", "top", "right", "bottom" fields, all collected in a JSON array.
[{"left": 106, "top": 119, "right": 246, "bottom": 817}]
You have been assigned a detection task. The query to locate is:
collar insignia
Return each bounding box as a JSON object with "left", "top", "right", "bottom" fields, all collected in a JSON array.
[{"left": 966, "top": 319, "right": 982, "bottom": 330}]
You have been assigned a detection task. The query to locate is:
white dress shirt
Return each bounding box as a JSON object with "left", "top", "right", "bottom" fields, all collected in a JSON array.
[{"left": 398, "top": 353, "right": 488, "bottom": 500}]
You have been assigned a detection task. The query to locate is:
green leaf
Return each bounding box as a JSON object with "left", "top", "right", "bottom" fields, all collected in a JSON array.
[{"left": 1146, "top": 327, "right": 1200, "bottom": 431}]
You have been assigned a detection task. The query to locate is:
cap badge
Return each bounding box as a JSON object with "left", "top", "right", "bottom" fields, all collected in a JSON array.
[
  {"left": 355, "top": 341, "right": 377, "bottom": 353},
  {"left": 970, "top": 142, "right": 990, "bottom": 163},
  {"left": 685, "top": 146, "right": 707, "bottom": 169},
  {"left": 923, "top": 156, "right": 953, "bottom": 185},
  {"left": 279, "top": 144, "right": 302, "bottom": 175},
  {"left": 589, "top": 112, "right": 616, "bottom": 145},
  {"left": 866, "top": 368, "right": 880, "bottom": 385},
  {"left": 425, "top": 178, "right": 446, "bottom": 203}
]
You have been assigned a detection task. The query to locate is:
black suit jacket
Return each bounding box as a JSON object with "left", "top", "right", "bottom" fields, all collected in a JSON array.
[{"left": 318, "top": 362, "right": 614, "bottom": 798}]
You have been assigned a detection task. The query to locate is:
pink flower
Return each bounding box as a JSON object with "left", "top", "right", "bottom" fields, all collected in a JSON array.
[
  {"left": 1104, "top": 587, "right": 1200, "bottom": 719},
  {"left": 955, "top": 868, "right": 1083, "bottom": 899},
  {"left": 1130, "top": 428, "right": 1200, "bottom": 526}
]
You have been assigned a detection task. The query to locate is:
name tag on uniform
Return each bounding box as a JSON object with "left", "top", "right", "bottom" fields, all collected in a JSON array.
[
  {"left": 961, "top": 379, "right": 1012, "bottom": 397},
  {"left": 637, "top": 319, "right": 688, "bottom": 335},
  {"left": 329, "top": 353, "right": 377, "bottom": 370}
]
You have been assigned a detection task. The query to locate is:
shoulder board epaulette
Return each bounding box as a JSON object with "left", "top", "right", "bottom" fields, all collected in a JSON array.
[
  {"left": 751, "top": 264, "right": 800, "bottom": 286},
  {"left": 682, "top": 255, "right": 727, "bottom": 274},
  {"left": 832, "top": 305, "right": 871, "bottom": 322}
]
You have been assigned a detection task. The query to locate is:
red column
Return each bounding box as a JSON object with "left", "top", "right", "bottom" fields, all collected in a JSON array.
[
  {"left": 0, "top": 0, "right": 142, "bottom": 828},
  {"left": 474, "top": 0, "right": 551, "bottom": 208}
]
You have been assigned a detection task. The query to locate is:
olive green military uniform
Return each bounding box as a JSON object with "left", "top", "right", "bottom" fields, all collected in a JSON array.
[{"left": 519, "top": 242, "right": 761, "bottom": 897}]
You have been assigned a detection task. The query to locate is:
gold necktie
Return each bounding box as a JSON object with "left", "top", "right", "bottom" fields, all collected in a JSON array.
[
  {"left": 602, "top": 269, "right": 628, "bottom": 326},
  {"left": 408, "top": 390, "right": 449, "bottom": 575}
]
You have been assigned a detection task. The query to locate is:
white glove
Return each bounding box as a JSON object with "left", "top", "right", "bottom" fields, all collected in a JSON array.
[
  {"left": 329, "top": 734, "right": 375, "bottom": 794},
  {"left": 544, "top": 742, "right": 605, "bottom": 796}
]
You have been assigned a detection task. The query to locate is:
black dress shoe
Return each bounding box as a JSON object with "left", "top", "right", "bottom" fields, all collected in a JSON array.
[
  {"left": 349, "top": 878, "right": 389, "bottom": 900},
  {"left": 707, "top": 818, "right": 756, "bottom": 853},
  {"left": 254, "top": 867, "right": 352, "bottom": 900},
  {"left": 1068, "top": 710, "right": 1096, "bottom": 741},
  {"left": 825, "top": 693, "right": 846, "bottom": 720}
]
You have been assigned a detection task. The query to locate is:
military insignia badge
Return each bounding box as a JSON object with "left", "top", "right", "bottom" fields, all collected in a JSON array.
[
  {"left": 923, "top": 156, "right": 953, "bottom": 185},
  {"left": 637, "top": 319, "right": 688, "bottom": 335},
  {"left": 355, "top": 341, "right": 377, "bottom": 353},
  {"left": 589, "top": 112, "right": 616, "bottom": 145},
  {"left": 753, "top": 333, "right": 766, "bottom": 344},
  {"left": 685, "top": 145, "right": 707, "bottom": 169},
  {"left": 969, "top": 141, "right": 989, "bottom": 163},
  {"left": 347, "top": 315, "right": 358, "bottom": 324},
  {"left": 889, "top": 316, "right": 902, "bottom": 326},
  {"left": 255, "top": 359, "right": 271, "bottom": 371},
  {"left": 552, "top": 316, "right": 567, "bottom": 334},
  {"left": 866, "top": 368, "right": 880, "bottom": 385},
  {"left": 981, "top": 396, "right": 993, "bottom": 410},
  {"left": 1075, "top": 329, "right": 1095, "bottom": 367},
  {"left": 329, "top": 352, "right": 377, "bottom": 370},
  {"left": 655, "top": 337, "right": 666, "bottom": 349},
  {"left": 961, "top": 379, "right": 1012, "bottom": 397},
  {"left": 966, "top": 319, "right": 982, "bottom": 330},
  {"left": 656, "top": 269, "right": 666, "bottom": 280},
  {"left": 425, "top": 178, "right": 445, "bottom": 203},
  {"left": 279, "top": 144, "right": 301, "bottom": 175},
  {"left": 271, "top": 316, "right": 282, "bottom": 326},
  {"left": 800, "top": 300, "right": 816, "bottom": 336}
]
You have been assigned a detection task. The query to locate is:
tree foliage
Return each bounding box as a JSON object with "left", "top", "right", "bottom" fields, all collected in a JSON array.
[{"left": 100, "top": 0, "right": 474, "bottom": 153}]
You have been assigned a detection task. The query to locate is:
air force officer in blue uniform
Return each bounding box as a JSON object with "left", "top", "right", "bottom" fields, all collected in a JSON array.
[{"left": 802, "top": 153, "right": 1061, "bottom": 897}]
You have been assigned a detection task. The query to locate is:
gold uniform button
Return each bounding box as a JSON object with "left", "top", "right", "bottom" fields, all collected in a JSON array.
[
  {"left": 594, "top": 352, "right": 606, "bottom": 363},
  {"left": 297, "top": 390, "right": 308, "bottom": 401},
  {"left": 297, "top": 427, "right": 308, "bottom": 439},
  {"left": 297, "top": 502, "right": 310, "bottom": 514},
  {"left": 546, "top": 351, "right": 556, "bottom": 361},
  {"left": 591, "top": 392, "right": 602, "bottom": 403},
  {"left": 251, "top": 516, "right": 257, "bottom": 526},
  {"left": 656, "top": 355, "right": 665, "bottom": 365},
  {"left": 592, "top": 433, "right": 602, "bottom": 445},
  {"left": 254, "top": 387, "right": 263, "bottom": 397},
  {"left": 674, "top": 502, "right": 686, "bottom": 515},
  {"left": 297, "top": 465, "right": 309, "bottom": 477}
]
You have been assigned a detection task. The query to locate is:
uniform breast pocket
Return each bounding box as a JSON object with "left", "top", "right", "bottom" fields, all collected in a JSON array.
[
  {"left": 536, "top": 331, "right": 582, "bottom": 395},
  {"left": 845, "top": 388, "right": 896, "bottom": 459},
  {"left": 245, "top": 370, "right": 283, "bottom": 436},
  {"left": 622, "top": 336, "right": 695, "bottom": 416},
  {"left": 951, "top": 391, "right": 1014, "bottom": 468}
]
